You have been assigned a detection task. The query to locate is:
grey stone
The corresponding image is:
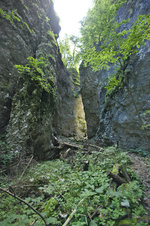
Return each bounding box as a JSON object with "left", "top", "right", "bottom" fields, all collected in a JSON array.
[
  {"left": 80, "top": 0, "right": 150, "bottom": 150},
  {"left": 0, "top": 0, "right": 86, "bottom": 160}
]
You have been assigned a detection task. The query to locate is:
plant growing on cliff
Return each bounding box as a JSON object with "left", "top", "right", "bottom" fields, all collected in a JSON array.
[
  {"left": 47, "top": 30, "right": 57, "bottom": 46},
  {"left": 0, "top": 8, "right": 33, "bottom": 33},
  {"left": 15, "top": 56, "right": 56, "bottom": 95},
  {"left": 80, "top": 0, "right": 150, "bottom": 95},
  {"left": 80, "top": 0, "right": 150, "bottom": 142},
  {"left": 81, "top": 0, "right": 150, "bottom": 72},
  {"left": 0, "top": 9, "right": 21, "bottom": 26}
]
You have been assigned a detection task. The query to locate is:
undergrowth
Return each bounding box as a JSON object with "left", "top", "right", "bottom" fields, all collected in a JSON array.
[
  {"left": 0, "top": 134, "right": 13, "bottom": 172},
  {"left": 0, "top": 146, "right": 149, "bottom": 225},
  {"left": 15, "top": 56, "right": 56, "bottom": 94}
]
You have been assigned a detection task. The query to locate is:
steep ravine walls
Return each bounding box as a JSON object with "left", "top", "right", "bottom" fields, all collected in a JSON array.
[
  {"left": 80, "top": 0, "right": 150, "bottom": 150},
  {"left": 1, "top": 0, "right": 149, "bottom": 163},
  {"left": 0, "top": 0, "right": 85, "bottom": 160}
]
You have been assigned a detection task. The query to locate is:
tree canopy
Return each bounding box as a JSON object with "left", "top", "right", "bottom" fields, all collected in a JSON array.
[
  {"left": 80, "top": 0, "right": 150, "bottom": 71},
  {"left": 59, "top": 34, "right": 81, "bottom": 72}
]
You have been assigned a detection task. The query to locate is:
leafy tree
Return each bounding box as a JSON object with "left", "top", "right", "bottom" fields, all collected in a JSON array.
[
  {"left": 80, "top": 0, "right": 150, "bottom": 144},
  {"left": 59, "top": 34, "right": 81, "bottom": 72},
  {"left": 80, "top": 0, "right": 150, "bottom": 72}
]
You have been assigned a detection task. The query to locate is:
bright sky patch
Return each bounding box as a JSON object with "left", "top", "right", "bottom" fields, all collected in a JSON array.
[{"left": 53, "top": 0, "right": 93, "bottom": 38}]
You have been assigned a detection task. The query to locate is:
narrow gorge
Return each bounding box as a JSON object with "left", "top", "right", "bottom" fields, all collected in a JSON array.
[{"left": 0, "top": 0, "right": 150, "bottom": 225}]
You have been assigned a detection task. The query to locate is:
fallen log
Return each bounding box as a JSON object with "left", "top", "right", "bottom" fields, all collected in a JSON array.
[
  {"left": 109, "top": 172, "right": 127, "bottom": 185},
  {"left": 121, "top": 165, "right": 131, "bottom": 183}
]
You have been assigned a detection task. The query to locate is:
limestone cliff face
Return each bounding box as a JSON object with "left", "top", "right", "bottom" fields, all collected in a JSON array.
[
  {"left": 0, "top": 0, "right": 60, "bottom": 159},
  {"left": 54, "top": 67, "right": 87, "bottom": 138},
  {"left": 0, "top": 0, "right": 81, "bottom": 160},
  {"left": 80, "top": 0, "right": 150, "bottom": 150}
]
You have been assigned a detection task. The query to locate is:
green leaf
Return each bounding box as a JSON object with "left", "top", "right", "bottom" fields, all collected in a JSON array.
[
  {"left": 96, "top": 187, "right": 104, "bottom": 194},
  {"left": 89, "top": 220, "right": 98, "bottom": 226},
  {"left": 47, "top": 217, "right": 58, "bottom": 224},
  {"left": 121, "top": 199, "right": 130, "bottom": 207}
]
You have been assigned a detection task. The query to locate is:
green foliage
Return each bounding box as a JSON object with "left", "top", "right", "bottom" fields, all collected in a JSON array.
[
  {"left": 126, "top": 148, "right": 150, "bottom": 158},
  {"left": 73, "top": 72, "right": 80, "bottom": 87},
  {"left": 45, "top": 198, "right": 58, "bottom": 217},
  {"left": 141, "top": 110, "right": 150, "bottom": 131},
  {"left": 0, "top": 134, "right": 13, "bottom": 171},
  {"left": 59, "top": 34, "right": 81, "bottom": 71},
  {"left": 15, "top": 56, "right": 56, "bottom": 95},
  {"left": 105, "top": 71, "right": 123, "bottom": 99},
  {"left": 0, "top": 195, "right": 23, "bottom": 225},
  {"left": 0, "top": 147, "right": 148, "bottom": 225},
  {"left": 143, "top": 110, "right": 150, "bottom": 115},
  {"left": 80, "top": 0, "right": 150, "bottom": 72},
  {"left": 0, "top": 9, "right": 21, "bottom": 26},
  {"left": 59, "top": 35, "right": 81, "bottom": 87},
  {"left": 0, "top": 194, "right": 45, "bottom": 225},
  {"left": 47, "top": 30, "right": 57, "bottom": 46},
  {"left": 67, "top": 68, "right": 81, "bottom": 88},
  {"left": 0, "top": 8, "right": 32, "bottom": 33},
  {"left": 80, "top": 0, "right": 150, "bottom": 134},
  {"left": 20, "top": 0, "right": 29, "bottom": 11},
  {"left": 23, "top": 22, "right": 32, "bottom": 33},
  {"left": 45, "top": 16, "right": 50, "bottom": 23}
]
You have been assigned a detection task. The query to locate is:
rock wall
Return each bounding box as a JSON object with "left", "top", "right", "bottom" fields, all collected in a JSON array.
[
  {"left": 80, "top": 64, "right": 100, "bottom": 138},
  {"left": 80, "top": 0, "right": 150, "bottom": 150},
  {"left": 54, "top": 67, "right": 87, "bottom": 138},
  {"left": 0, "top": 0, "right": 60, "bottom": 159},
  {"left": 0, "top": 0, "right": 84, "bottom": 160}
]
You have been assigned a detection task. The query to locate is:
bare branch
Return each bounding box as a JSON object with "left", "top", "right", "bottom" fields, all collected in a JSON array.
[{"left": 0, "top": 187, "right": 48, "bottom": 226}]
